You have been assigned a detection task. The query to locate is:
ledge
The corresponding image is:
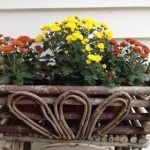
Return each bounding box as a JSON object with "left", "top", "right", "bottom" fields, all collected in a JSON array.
[{"left": 0, "top": 0, "right": 150, "bottom": 10}]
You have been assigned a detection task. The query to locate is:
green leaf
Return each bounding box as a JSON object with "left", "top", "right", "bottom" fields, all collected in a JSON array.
[
  {"left": 0, "top": 75, "right": 10, "bottom": 84},
  {"left": 61, "top": 65, "right": 73, "bottom": 76},
  {"left": 24, "top": 72, "right": 35, "bottom": 79},
  {"left": 138, "top": 73, "right": 149, "bottom": 82},
  {"left": 12, "top": 79, "right": 24, "bottom": 85}
]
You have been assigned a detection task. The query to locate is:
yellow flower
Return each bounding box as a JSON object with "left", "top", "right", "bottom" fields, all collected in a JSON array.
[
  {"left": 84, "top": 38, "right": 89, "bottom": 43},
  {"left": 83, "top": 17, "right": 98, "bottom": 27},
  {"left": 73, "top": 31, "right": 83, "bottom": 41},
  {"left": 44, "top": 23, "right": 61, "bottom": 32},
  {"left": 84, "top": 23, "right": 94, "bottom": 31},
  {"left": 87, "top": 54, "right": 102, "bottom": 63},
  {"left": 44, "top": 23, "right": 52, "bottom": 29},
  {"left": 81, "top": 40, "right": 86, "bottom": 45},
  {"left": 51, "top": 25, "right": 61, "bottom": 32},
  {"left": 81, "top": 38, "right": 89, "bottom": 45},
  {"left": 102, "top": 64, "right": 107, "bottom": 69},
  {"left": 66, "top": 22, "right": 77, "bottom": 31},
  {"left": 97, "top": 43, "right": 104, "bottom": 51},
  {"left": 86, "top": 59, "right": 91, "bottom": 64},
  {"left": 85, "top": 45, "right": 91, "bottom": 52},
  {"left": 66, "top": 35, "right": 76, "bottom": 43},
  {"left": 104, "top": 30, "right": 113, "bottom": 40},
  {"left": 35, "top": 34, "right": 43, "bottom": 42},
  {"left": 100, "top": 22, "right": 108, "bottom": 29},
  {"left": 95, "top": 55, "right": 102, "bottom": 63},
  {"left": 64, "top": 50, "right": 69, "bottom": 54},
  {"left": 95, "top": 32, "right": 103, "bottom": 39},
  {"left": 42, "top": 29, "right": 48, "bottom": 35}
]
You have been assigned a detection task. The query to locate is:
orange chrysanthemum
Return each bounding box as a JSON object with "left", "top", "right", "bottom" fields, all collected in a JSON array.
[
  {"left": 0, "top": 39, "right": 5, "bottom": 44},
  {"left": 11, "top": 40, "right": 24, "bottom": 47},
  {"left": 0, "top": 45, "right": 14, "bottom": 53},
  {"left": 19, "top": 47, "right": 28, "bottom": 53},
  {"left": 17, "top": 36, "right": 31, "bottom": 43}
]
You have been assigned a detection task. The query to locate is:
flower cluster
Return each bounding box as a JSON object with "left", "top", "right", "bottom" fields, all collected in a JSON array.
[
  {"left": 0, "top": 34, "right": 45, "bottom": 85},
  {"left": 36, "top": 16, "right": 115, "bottom": 85},
  {"left": 35, "top": 16, "right": 150, "bottom": 86},
  {"left": 0, "top": 16, "right": 150, "bottom": 86}
]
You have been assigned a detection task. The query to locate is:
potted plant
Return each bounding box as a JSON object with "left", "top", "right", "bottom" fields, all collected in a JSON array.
[{"left": 0, "top": 16, "right": 150, "bottom": 150}]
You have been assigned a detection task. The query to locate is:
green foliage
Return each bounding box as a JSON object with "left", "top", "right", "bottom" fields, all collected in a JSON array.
[
  {"left": 0, "top": 35, "right": 46, "bottom": 85},
  {"left": 38, "top": 17, "right": 150, "bottom": 86},
  {"left": 0, "top": 17, "right": 150, "bottom": 86}
]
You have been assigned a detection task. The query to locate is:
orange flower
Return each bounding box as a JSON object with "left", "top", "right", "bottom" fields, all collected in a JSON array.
[
  {"left": 19, "top": 47, "right": 28, "bottom": 53},
  {"left": 17, "top": 36, "right": 31, "bottom": 43},
  {"left": 0, "top": 39, "right": 5, "bottom": 44},
  {"left": 120, "top": 41, "right": 128, "bottom": 47},
  {"left": 11, "top": 40, "right": 24, "bottom": 47},
  {"left": 0, "top": 45, "right": 14, "bottom": 53}
]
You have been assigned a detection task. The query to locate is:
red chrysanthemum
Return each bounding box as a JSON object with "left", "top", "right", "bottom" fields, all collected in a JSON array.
[{"left": 35, "top": 45, "right": 44, "bottom": 51}]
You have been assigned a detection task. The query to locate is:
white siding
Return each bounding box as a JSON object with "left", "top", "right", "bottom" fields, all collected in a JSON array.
[{"left": 0, "top": 0, "right": 150, "bottom": 47}]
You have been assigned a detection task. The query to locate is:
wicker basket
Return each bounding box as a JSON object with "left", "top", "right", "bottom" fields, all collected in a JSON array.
[{"left": 0, "top": 85, "right": 150, "bottom": 150}]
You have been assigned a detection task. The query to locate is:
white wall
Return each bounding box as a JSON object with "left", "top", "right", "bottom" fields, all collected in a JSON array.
[{"left": 0, "top": 0, "right": 150, "bottom": 47}]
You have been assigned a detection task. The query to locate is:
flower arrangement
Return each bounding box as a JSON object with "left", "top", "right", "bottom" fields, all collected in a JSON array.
[
  {"left": 0, "top": 34, "right": 46, "bottom": 85},
  {"left": 35, "top": 16, "right": 150, "bottom": 86},
  {"left": 0, "top": 16, "right": 150, "bottom": 86}
]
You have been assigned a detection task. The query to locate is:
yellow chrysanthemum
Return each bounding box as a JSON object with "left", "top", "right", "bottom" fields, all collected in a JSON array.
[
  {"left": 84, "top": 38, "right": 89, "bottom": 43},
  {"left": 97, "top": 43, "right": 105, "bottom": 52},
  {"left": 102, "top": 64, "right": 107, "bottom": 69},
  {"left": 104, "top": 30, "right": 113, "bottom": 40},
  {"left": 73, "top": 31, "right": 83, "bottom": 41},
  {"left": 85, "top": 46, "right": 91, "bottom": 52},
  {"left": 100, "top": 22, "right": 108, "bottom": 29},
  {"left": 87, "top": 54, "right": 102, "bottom": 63},
  {"left": 42, "top": 29, "right": 48, "bottom": 35},
  {"left": 35, "top": 34, "right": 43, "bottom": 42},
  {"left": 64, "top": 50, "right": 69, "bottom": 54},
  {"left": 95, "top": 32, "right": 103, "bottom": 39},
  {"left": 66, "top": 22, "right": 77, "bottom": 30},
  {"left": 44, "top": 23, "right": 61, "bottom": 32},
  {"left": 81, "top": 40, "right": 86, "bottom": 45},
  {"left": 94, "top": 55, "right": 102, "bottom": 63},
  {"left": 66, "top": 35, "right": 76, "bottom": 43},
  {"left": 84, "top": 23, "right": 94, "bottom": 31},
  {"left": 86, "top": 59, "right": 91, "bottom": 64},
  {"left": 84, "top": 17, "right": 94, "bottom": 23}
]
